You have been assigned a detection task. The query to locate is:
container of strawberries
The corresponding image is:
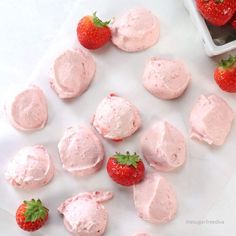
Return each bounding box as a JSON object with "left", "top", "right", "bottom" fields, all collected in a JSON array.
[{"left": 184, "top": 0, "right": 236, "bottom": 56}]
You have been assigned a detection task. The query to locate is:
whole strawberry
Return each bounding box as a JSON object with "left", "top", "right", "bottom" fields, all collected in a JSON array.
[
  {"left": 107, "top": 152, "right": 145, "bottom": 186},
  {"left": 196, "top": 0, "right": 236, "bottom": 26},
  {"left": 214, "top": 55, "right": 236, "bottom": 92},
  {"left": 77, "top": 12, "right": 111, "bottom": 50},
  {"left": 16, "top": 199, "right": 49, "bottom": 232}
]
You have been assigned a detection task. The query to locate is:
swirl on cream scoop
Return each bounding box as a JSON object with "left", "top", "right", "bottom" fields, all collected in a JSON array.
[
  {"left": 50, "top": 48, "right": 96, "bottom": 99},
  {"left": 5, "top": 145, "right": 54, "bottom": 189},
  {"left": 5, "top": 85, "right": 48, "bottom": 131}
]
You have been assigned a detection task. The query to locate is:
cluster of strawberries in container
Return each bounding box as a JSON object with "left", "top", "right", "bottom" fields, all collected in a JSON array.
[
  {"left": 194, "top": 0, "right": 236, "bottom": 93},
  {"left": 196, "top": 0, "right": 236, "bottom": 29}
]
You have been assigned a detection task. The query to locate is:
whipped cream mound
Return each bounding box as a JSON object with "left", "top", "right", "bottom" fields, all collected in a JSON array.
[
  {"left": 190, "top": 94, "right": 234, "bottom": 146},
  {"left": 5, "top": 145, "right": 54, "bottom": 189},
  {"left": 50, "top": 48, "right": 95, "bottom": 99},
  {"left": 92, "top": 94, "right": 141, "bottom": 140},
  {"left": 58, "top": 125, "right": 104, "bottom": 176},
  {"left": 142, "top": 58, "right": 191, "bottom": 100},
  {"left": 58, "top": 191, "right": 113, "bottom": 236},
  {"left": 133, "top": 173, "right": 177, "bottom": 224},
  {"left": 111, "top": 7, "right": 160, "bottom": 52},
  {"left": 141, "top": 121, "right": 186, "bottom": 172},
  {"left": 6, "top": 85, "right": 48, "bottom": 131}
]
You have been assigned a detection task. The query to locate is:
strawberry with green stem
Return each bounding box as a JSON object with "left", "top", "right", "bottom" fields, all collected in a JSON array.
[
  {"left": 214, "top": 55, "right": 236, "bottom": 92},
  {"left": 107, "top": 152, "right": 145, "bottom": 186},
  {"left": 16, "top": 199, "right": 49, "bottom": 232},
  {"left": 77, "top": 12, "right": 111, "bottom": 50}
]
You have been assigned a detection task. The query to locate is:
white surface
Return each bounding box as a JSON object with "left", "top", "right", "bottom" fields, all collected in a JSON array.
[
  {"left": 0, "top": 0, "right": 76, "bottom": 99},
  {"left": 1, "top": 0, "right": 236, "bottom": 236}
]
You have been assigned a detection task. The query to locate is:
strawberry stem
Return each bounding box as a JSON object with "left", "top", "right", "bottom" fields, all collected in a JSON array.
[
  {"left": 24, "top": 199, "right": 48, "bottom": 222},
  {"left": 219, "top": 55, "right": 236, "bottom": 69},
  {"left": 92, "top": 12, "right": 110, "bottom": 27},
  {"left": 114, "top": 152, "right": 140, "bottom": 168}
]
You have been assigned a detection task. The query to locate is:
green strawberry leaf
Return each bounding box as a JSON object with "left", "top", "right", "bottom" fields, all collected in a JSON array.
[
  {"left": 219, "top": 55, "right": 236, "bottom": 69},
  {"left": 114, "top": 152, "right": 140, "bottom": 168},
  {"left": 24, "top": 199, "right": 48, "bottom": 222},
  {"left": 92, "top": 12, "right": 110, "bottom": 27}
]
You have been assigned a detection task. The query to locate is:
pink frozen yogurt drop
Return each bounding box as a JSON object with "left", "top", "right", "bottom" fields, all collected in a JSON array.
[
  {"left": 133, "top": 173, "right": 177, "bottom": 224},
  {"left": 6, "top": 85, "right": 48, "bottom": 131},
  {"left": 190, "top": 94, "right": 234, "bottom": 146},
  {"left": 141, "top": 121, "right": 186, "bottom": 171},
  {"left": 58, "top": 191, "right": 113, "bottom": 236},
  {"left": 50, "top": 48, "right": 95, "bottom": 99},
  {"left": 142, "top": 58, "right": 191, "bottom": 100},
  {"left": 92, "top": 94, "right": 141, "bottom": 140},
  {"left": 5, "top": 145, "right": 54, "bottom": 189},
  {"left": 111, "top": 7, "right": 160, "bottom": 52},
  {"left": 58, "top": 125, "right": 104, "bottom": 176}
]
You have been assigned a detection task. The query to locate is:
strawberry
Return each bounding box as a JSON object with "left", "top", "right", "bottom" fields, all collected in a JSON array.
[
  {"left": 107, "top": 152, "right": 145, "bottom": 186},
  {"left": 196, "top": 0, "right": 236, "bottom": 26},
  {"left": 214, "top": 55, "right": 236, "bottom": 92},
  {"left": 77, "top": 12, "right": 111, "bottom": 50},
  {"left": 16, "top": 199, "right": 49, "bottom": 232}
]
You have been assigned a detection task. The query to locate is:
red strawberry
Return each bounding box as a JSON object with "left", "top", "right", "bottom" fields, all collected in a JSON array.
[
  {"left": 16, "top": 199, "right": 49, "bottom": 232},
  {"left": 107, "top": 152, "right": 145, "bottom": 186},
  {"left": 214, "top": 55, "right": 236, "bottom": 92},
  {"left": 77, "top": 12, "right": 111, "bottom": 50},
  {"left": 196, "top": 0, "right": 236, "bottom": 26}
]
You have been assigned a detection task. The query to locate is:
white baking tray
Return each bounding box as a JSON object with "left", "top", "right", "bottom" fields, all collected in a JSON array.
[{"left": 184, "top": 0, "right": 236, "bottom": 56}]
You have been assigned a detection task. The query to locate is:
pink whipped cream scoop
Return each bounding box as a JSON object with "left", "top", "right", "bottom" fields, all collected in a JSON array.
[
  {"left": 133, "top": 173, "right": 177, "bottom": 224},
  {"left": 92, "top": 94, "right": 141, "bottom": 140},
  {"left": 58, "top": 191, "right": 113, "bottom": 236},
  {"left": 141, "top": 121, "right": 186, "bottom": 172},
  {"left": 190, "top": 94, "right": 234, "bottom": 146},
  {"left": 5, "top": 145, "right": 54, "bottom": 189},
  {"left": 50, "top": 48, "right": 95, "bottom": 99},
  {"left": 5, "top": 85, "right": 48, "bottom": 131},
  {"left": 111, "top": 7, "right": 160, "bottom": 52},
  {"left": 58, "top": 125, "right": 104, "bottom": 176},
  {"left": 142, "top": 58, "right": 191, "bottom": 100}
]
